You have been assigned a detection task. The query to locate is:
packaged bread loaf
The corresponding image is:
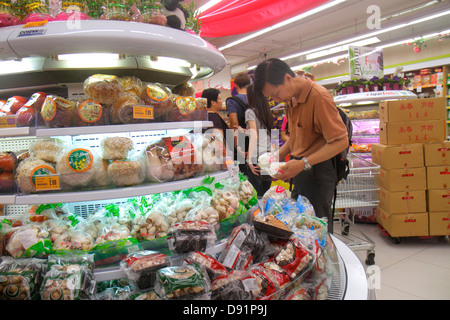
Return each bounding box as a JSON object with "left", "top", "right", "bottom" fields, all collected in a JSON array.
[
  {"left": 110, "top": 92, "right": 150, "bottom": 124},
  {"left": 83, "top": 74, "right": 123, "bottom": 105},
  {"left": 55, "top": 147, "right": 96, "bottom": 189},
  {"left": 119, "top": 76, "right": 144, "bottom": 96},
  {"left": 100, "top": 136, "right": 134, "bottom": 160},
  {"left": 40, "top": 95, "right": 75, "bottom": 128},
  {"left": 75, "top": 99, "right": 110, "bottom": 126},
  {"left": 140, "top": 83, "right": 174, "bottom": 121},
  {"left": 171, "top": 82, "right": 195, "bottom": 97},
  {"left": 170, "top": 96, "right": 207, "bottom": 122}
]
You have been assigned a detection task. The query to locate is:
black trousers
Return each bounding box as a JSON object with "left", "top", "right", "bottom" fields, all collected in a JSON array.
[
  {"left": 291, "top": 158, "right": 337, "bottom": 233},
  {"left": 240, "top": 163, "right": 272, "bottom": 197}
]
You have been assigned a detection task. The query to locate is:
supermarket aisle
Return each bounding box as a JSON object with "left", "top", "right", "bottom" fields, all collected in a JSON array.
[{"left": 335, "top": 222, "right": 450, "bottom": 300}]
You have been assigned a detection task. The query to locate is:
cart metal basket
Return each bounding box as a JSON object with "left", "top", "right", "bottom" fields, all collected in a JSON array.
[{"left": 333, "top": 153, "right": 380, "bottom": 265}]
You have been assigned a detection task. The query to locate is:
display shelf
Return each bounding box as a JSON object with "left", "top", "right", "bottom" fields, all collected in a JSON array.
[
  {"left": 0, "top": 194, "right": 16, "bottom": 205},
  {"left": 34, "top": 121, "right": 214, "bottom": 137},
  {"left": 0, "top": 127, "right": 33, "bottom": 137},
  {"left": 14, "top": 170, "right": 231, "bottom": 205},
  {"left": 334, "top": 90, "right": 417, "bottom": 105}
]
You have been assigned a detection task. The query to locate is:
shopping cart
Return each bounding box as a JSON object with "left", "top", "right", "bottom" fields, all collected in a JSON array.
[{"left": 333, "top": 153, "right": 380, "bottom": 265}]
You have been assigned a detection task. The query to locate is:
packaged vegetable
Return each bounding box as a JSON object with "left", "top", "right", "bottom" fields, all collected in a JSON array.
[
  {"left": 155, "top": 264, "right": 210, "bottom": 300},
  {"left": 120, "top": 250, "right": 171, "bottom": 289},
  {"left": 5, "top": 223, "right": 52, "bottom": 258},
  {"left": 167, "top": 220, "right": 216, "bottom": 254}
]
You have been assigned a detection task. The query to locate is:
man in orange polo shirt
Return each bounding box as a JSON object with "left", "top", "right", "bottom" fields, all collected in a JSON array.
[{"left": 253, "top": 58, "right": 348, "bottom": 233}]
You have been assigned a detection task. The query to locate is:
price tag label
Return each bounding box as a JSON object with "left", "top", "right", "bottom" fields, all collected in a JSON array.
[
  {"left": 226, "top": 160, "right": 239, "bottom": 183},
  {"left": 35, "top": 175, "right": 60, "bottom": 191},
  {"left": 133, "top": 106, "right": 154, "bottom": 119},
  {"left": 23, "top": 20, "right": 48, "bottom": 28},
  {"left": 0, "top": 115, "right": 17, "bottom": 128}
]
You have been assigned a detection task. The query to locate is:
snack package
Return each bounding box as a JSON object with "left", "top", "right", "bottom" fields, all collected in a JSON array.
[
  {"left": 41, "top": 255, "right": 96, "bottom": 300},
  {"left": 185, "top": 251, "right": 227, "bottom": 282},
  {"left": 261, "top": 186, "right": 288, "bottom": 207},
  {"left": 140, "top": 83, "right": 174, "bottom": 122},
  {"left": 258, "top": 152, "right": 284, "bottom": 177},
  {"left": 218, "top": 244, "right": 253, "bottom": 270},
  {"left": 96, "top": 278, "right": 136, "bottom": 300},
  {"left": 130, "top": 290, "right": 160, "bottom": 300},
  {"left": 40, "top": 95, "right": 75, "bottom": 128},
  {"left": 155, "top": 264, "right": 210, "bottom": 300},
  {"left": 54, "top": 1, "right": 91, "bottom": 20},
  {"left": 285, "top": 283, "right": 312, "bottom": 300},
  {"left": 131, "top": 205, "right": 170, "bottom": 240},
  {"left": 211, "top": 270, "right": 258, "bottom": 300},
  {"left": 75, "top": 99, "right": 110, "bottom": 126},
  {"left": 273, "top": 238, "right": 313, "bottom": 280},
  {"left": 0, "top": 257, "right": 46, "bottom": 300},
  {"left": 167, "top": 220, "right": 217, "bottom": 254},
  {"left": 253, "top": 215, "right": 293, "bottom": 240},
  {"left": 21, "top": 0, "right": 54, "bottom": 23},
  {"left": 237, "top": 175, "right": 257, "bottom": 209},
  {"left": 170, "top": 96, "right": 207, "bottom": 122},
  {"left": 55, "top": 147, "right": 96, "bottom": 189},
  {"left": 5, "top": 223, "right": 52, "bottom": 258},
  {"left": 52, "top": 229, "right": 95, "bottom": 252},
  {"left": 210, "top": 182, "right": 241, "bottom": 221},
  {"left": 100, "top": 136, "right": 134, "bottom": 160},
  {"left": 83, "top": 74, "right": 123, "bottom": 105},
  {"left": 119, "top": 76, "right": 144, "bottom": 96},
  {"left": 15, "top": 157, "right": 57, "bottom": 194},
  {"left": 44, "top": 217, "right": 71, "bottom": 242},
  {"left": 197, "top": 133, "right": 226, "bottom": 173},
  {"left": 226, "top": 223, "right": 266, "bottom": 261},
  {"left": 171, "top": 82, "right": 195, "bottom": 97},
  {"left": 143, "top": 139, "right": 175, "bottom": 183},
  {"left": 91, "top": 158, "right": 113, "bottom": 188},
  {"left": 120, "top": 250, "right": 171, "bottom": 289},
  {"left": 295, "top": 214, "right": 328, "bottom": 244},
  {"left": 250, "top": 262, "right": 290, "bottom": 300}
]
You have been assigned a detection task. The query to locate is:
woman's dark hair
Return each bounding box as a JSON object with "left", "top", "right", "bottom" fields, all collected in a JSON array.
[
  {"left": 253, "top": 58, "right": 295, "bottom": 93},
  {"left": 201, "top": 88, "right": 221, "bottom": 108},
  {"left": 246, "top": 82, "right": 273, "bottom": 133}
]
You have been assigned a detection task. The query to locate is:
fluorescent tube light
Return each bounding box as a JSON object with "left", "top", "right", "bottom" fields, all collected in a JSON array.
[
  {"left": 198, "top": 0, "right": 225, "bottom": 13},
  {"left": 57, "top": 53, "right": 120, "bottom": 61},
  {"left": 218, "top": 0, "right": 346, "bottom": 51}
]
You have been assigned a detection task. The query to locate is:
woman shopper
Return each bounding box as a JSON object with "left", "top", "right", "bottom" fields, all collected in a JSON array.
[
  {"left": 253, "top": 58, "right": 349, "bottom": 233},
  {"left": 244, "top": 83, "right": 273, "bottom": 196}
]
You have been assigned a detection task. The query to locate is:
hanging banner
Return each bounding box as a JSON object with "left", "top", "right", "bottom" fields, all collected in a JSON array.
[{"left": 349, "top": 46, "right": 384, "bottom": 80}]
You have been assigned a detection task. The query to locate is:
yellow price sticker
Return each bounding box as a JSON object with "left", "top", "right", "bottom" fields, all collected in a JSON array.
[
  {"left": 23, "top": 20, "right": 48, "bottom": 28},
  {"left": 0, "top": 115, "right": 17, "bottom": 128},
  {"left": 35, "top": 175, "right": 60, "bottom": 191},
  {"left": 133, "top": 106, "right": 154, "bottom": 119}
]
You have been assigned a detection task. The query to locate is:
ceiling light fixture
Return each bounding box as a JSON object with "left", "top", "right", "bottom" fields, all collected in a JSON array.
[
  {"left": 218, "top": 0, "right": 346, "bottom": 51},
  {"left": 198, "top": 0, "right": 224, "bottom": 13}
]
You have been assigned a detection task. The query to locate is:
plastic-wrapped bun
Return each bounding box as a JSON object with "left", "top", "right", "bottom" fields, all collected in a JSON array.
[
  {"left": 29, "top": 139, "right": 62, "bottom": 163},
  {"left": 170, "top": 96, "right": 207, "bottom": 122},
  {"left": 15, "top": 157, "right": 56, "bottom": 194},
  {"left": 119, "top": 76, "right": 144, "bottom": 96},
  {"left": 140, "top": 83, "right": 173, "bottom": 121},
  {"left": 110, "top": 93, "right": 147, "bottom": 124},
  {"left": 55, "top": 148, "right": 96, "bottom": 189},
  {"left": 172, "top": 82, "right": 195, "bottom": 97},
  {"left": 75, "top": 99, "right": 110, "bottom": 126},
  {"left": 100, "top": 136, "right": 134, "bottom": 160},
  {"left": 107, "top": 159, "right": 145, "bottom": 187},
  {"left": 40, "top": 95, "right": 75, "bottom": 128},
  {"left": 83, "top": 74, "right": 123, "bottom": 105},
  {"left": 91, "top": 158, "right": 112, "bottom": 188}
]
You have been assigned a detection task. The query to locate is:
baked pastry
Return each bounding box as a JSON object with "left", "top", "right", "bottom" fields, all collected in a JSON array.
[
  {"left": 83, "top": 74, "right": 123, "bottom": 105},
  {"left": 100, "top": 136, "right": 134, "bottom": 160},
  {"left": 140, "top": 83, "right": 174, "bottom": 121},
  {"left": 16, "top": 157, "right": 56, "bottom": 194},
  {"left": 119, "top": 76, "right": 144, "bottom": 96},
  {"left": 29, "top": 139, "right": 62, "bottom": 163},
  {"left": 171, "top": 82, "right": 195, "bottom": 97},
  {"left": 40, "top": 95, "right": 75, "bottom": 128},
  {"left": 107, "top": 159, "right": 145, "bottom": 187}
]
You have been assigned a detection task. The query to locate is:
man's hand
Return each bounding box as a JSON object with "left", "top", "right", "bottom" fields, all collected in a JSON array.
[{"left": 273, "top": 159, "right": 304, "bottom": 181}]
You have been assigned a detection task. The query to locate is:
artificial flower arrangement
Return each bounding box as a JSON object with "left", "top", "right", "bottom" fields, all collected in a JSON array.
[{"left": 334, "top": 76, "right": 411, "bottom": 95}]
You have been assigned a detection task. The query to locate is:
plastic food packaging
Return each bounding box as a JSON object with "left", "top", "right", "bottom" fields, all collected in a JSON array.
[
  {"left": 1, "top": 96, "right": 27, "bottom": 114},
  {"left": 29, "top": 138, "right": 62, "bottom": 163},
  {"left": 53, "top": 229, "right": 95, "bottom": 251},
  {"left": 54, "top": 1, "right": 91, "bottom": 20},
  {"left": 55, "top": 147, "right": 96, "bottom": 189},
  {"left": 253, "top": 215, "right": 293, "bottom": 240},
  {"left": 16, "top": 92, "right": 46, "bottom": 127},
  {"left": 211, "top": 270, "right": 259, "bottom": 300},
  {"left": 185, "top": 251, "right": 227, "bottom": 282},
  {"left": 100, "top": 136, "right": 134, "bottom": 160},
  {"left": 0, "top": 257, "right": 46, "bottom": 300},
  {"left": 167, "top": 220, "right": 216, "bottom": 254},
  {"left": 5, "top": 223, "right": 52, "bottom": 258},
  {"left": 273, "top": 239, "right": 313, "bottom": 280},
  {"left": 120, "top": 250, "right": 171, "bottom": 289},
  {"left": 226, "top": 223, "right": 266, "bottom": 260},
  {"left": 155, "top": 264, "right": 210, "bottom": 300},
  {"left": 107, "top": 158, "right": 146, "bottom": 187},
  {"left": 170, "top": 96, "right": 207, "bottom": 122},
  {"left": 250, "top": 262, "right": 290, "bottom": 300},
  {"left": 101, "top": 1, "right": 131, "bottom": 20},
  {"left": 258, "top": 152, "right": 284, "bottom": 177},
  {"left": 0, "top": 151, "right": 16, "bottom": 193},
  {"left": 210, "top": 183, "right": 241, "bottom": 222},
  {"left": 218, "top": 244, "right": 253, "bottom": 270},
  {"left": 96, "top": 278, "right": 136, "bottom": 300},
  {"left": 131, "top": 206, "right": 170, "bottom": 240},
  {"left": 84, "top": 74, "right": 124, "bottom": 105},
  {"left": 15, "top": 157, "right": 56, "bottom": 194},
  {"left": 119, "top": 76, "right": 144, "bottom": 96},
  {"left": 172, "top": 82, "right": 195, "bottom": 97},
  {"left": 0, "top": 0, "right": 20, "bottom": 27},
  {"left": 140, "top": 83, "right": 174, "bottom": 122},
  {"left": 40, "top": 95, "right": 75, "bottom": 128},
  {"left": 75, "top": 99, "right": 110, "bottom": 126},
  {"left": 110, "top": 92, "right": 150, "bottom": 124}
]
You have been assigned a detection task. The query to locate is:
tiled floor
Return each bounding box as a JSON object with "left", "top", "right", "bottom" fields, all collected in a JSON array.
[{"left": 333, "top": 221, "right": 450, "bottom": 300}]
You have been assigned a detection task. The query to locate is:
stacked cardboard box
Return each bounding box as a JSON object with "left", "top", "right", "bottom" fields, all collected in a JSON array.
[
  {"left": 424, "top": 141, "right": 450, "bottom": 236},
  {"left": 372, "top": 97, "right": 448, "bottom": 238}
]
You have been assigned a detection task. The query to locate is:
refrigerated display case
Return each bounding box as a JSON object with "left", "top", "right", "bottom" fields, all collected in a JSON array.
[{"left": 0, "top": 20, "right": 370, "bottom": 300}]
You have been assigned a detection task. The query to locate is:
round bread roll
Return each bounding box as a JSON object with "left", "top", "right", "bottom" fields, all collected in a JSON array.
[
  {"left": 56, "top": 148, "right": 96, "bottom": 188},
  {"left": 119, "top": 76, "right": 144, "bottom": 96},
  {"left": 83, "top": 74, "right": 123, "bottom": 105},
  {"left": 108, "top": 159, "right": 145, "bottom": 187},
  {"left": 29, "top": 139, "right": 62, "bottom": 163},
  {"left": 16, "top": 157, "right": 56, "bottom": 194},
  {"left": 100, "top": 136, "right": 134, "bottom": 160}
]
